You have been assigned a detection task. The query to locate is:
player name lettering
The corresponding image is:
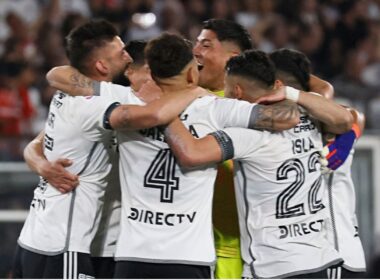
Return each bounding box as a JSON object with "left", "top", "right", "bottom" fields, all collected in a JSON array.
[
  {"left": 128, "top": 207, "right": 197, "bottom": 226},
  {"left": 31, "top": 198, "right": 46, "bottom": 211},
  {"left": 293, "top": 115, "right": 316, "bottom": 133},
  {"left": 292, "top": 137, "right": 315, "bottom": 154},
  {"left": 139, "top": 128, "right": 166, "bottom": 142},
  {"left": 278, "top": 219, "right": 324, "bottom": 239}
]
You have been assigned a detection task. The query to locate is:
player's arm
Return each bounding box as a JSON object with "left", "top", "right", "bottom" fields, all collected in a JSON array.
[
  {"left": 46, "top": 66, "right": 97, "bottom": 96},
  {"left": 250, "top": 100, "right": 300, "bottom": 131},
  {"left": 164, "top": 119, "right": 226, "bottom": 168},
  {"left": 257, "top": 86, "right": 353, "bottom": 134},
  {"left": 216, "top": 97, "right": 299, "bottom": 132},
  {"left": 108, "top": 87, "right": 208, "bottom": 131},
  {"left": 321, "top": 108, "right": 365, "bottom": 171},
  {"left": 23, "top": 131, "right": 79, "bottom": 193},
  {"left": 309, "top": 74, "right": 334, "bottom": 100}
]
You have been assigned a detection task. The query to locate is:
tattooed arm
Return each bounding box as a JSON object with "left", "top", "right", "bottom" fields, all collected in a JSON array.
[
  {"left": 249, "top": 100, "right": 300, "bottom": 132},
  {"left": 46, "top": 66, "right": 98, "bottom": 96},
  {"left": 256, "top": 88, "right": 353, "bottom": 134}
]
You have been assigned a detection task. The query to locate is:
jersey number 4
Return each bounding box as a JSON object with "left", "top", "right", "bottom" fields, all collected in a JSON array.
[
  {"left": 276, "top": 152, "right": 324, "bottom": 219},
  {"left": 144, "top": 149, "right": 179, "bottom": 203}
]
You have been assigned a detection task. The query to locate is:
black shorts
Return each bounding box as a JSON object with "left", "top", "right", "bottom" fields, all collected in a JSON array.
[
  {"left": 114, "top": 260, "right": 212, "bottom": 279},
  {"left": 288, "top": 263, "right": 363, "bottom": 279},
  {"left": 12, "top": 245, "right": 95, "bottom": 279},
  {"left": 91, "top": 256, "right": 116, "bottom": 278},
  {"left": 328, "top": 266, "right": 366, "bottom": 279}
]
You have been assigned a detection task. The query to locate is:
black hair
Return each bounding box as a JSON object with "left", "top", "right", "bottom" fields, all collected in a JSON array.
[
  {"left": 202, "top": 19, "right": 253, "bottom": 51},
  {"left": 124, "top": 40, "right": 147, "bottom": 66},
  {"left": 145, "top": 33, "right": 193, "bottom": 79},
  {"left": 65, "top": 19, "right": 119, "bottom": 75},
  {"left": 225, "top": 50, "right": 276, "bottom": 88},
  {"left": 270, "top": 48, "right": 311, "bottom": 91}
]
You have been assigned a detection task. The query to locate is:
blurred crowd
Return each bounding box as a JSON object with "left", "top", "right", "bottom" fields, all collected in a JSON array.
[{"left": 1, "top": 0, "right": 380, "bottom": 160}]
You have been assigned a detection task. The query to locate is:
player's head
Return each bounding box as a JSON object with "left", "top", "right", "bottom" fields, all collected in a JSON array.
[
  {"left": 124, "top": 40, "right": 151, "bottom": 92},
  {"left": 193, "top": 19, "right": 253, "bottom": 91},
  {"left": 65, "top": 19, "right": 132, "bottom": 81},
  {"left": 224, "top": 50, "right": 276, "bottom": 102},
  {"left": 269, "top": 48, "right": 311, "bottom": 91},
  {"left": 145, "top": 33, "right": 198, "bottom": 87}
]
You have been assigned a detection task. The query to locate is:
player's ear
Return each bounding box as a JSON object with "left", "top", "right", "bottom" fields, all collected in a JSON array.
[
  {"left": 234, "top": 84, "right": 244, "bottom": 99},
  {"left": 186, "top": 64, "right": 197, "bottom": 85},
  {"left": 274, "top": 79, "right": 284, "bottom": 89},
  {"left": 95, "top": 60, "right": 109, "bottom": 76}
]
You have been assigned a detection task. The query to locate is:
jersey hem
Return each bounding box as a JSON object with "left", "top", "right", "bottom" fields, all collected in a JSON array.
[
  {"left": 342, "top": 264, "right": 366, "bottom": 272},
  {"left": 254, "top": 258, "right": 344, "bottom": 279},
  {"left": 18, "top": 240, "right": 65, "bottom": 256},
  {"left": 114, "top": 256, "right": 216, "bottom": 266}
]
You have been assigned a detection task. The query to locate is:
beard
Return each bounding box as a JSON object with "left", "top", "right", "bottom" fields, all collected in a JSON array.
[{"left": 112, "top": 71, "right": 130, "bottom": 87}]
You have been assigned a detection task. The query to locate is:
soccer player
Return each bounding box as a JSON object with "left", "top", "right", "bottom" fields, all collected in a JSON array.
[
  {"left": 15, "top": 21, "right": 205, "bottom": 279},
  {"left": 46, "top": 33, "right": 300, "bottom": 278},
  {"left": 270, "top": 49, "right": 367, "bottom": 278},
  {"left": 163, "top": 50, "right": 353, "bottom": 278},
  {"left": 193, "top": 18, "right": 337, "bottom": 279}
]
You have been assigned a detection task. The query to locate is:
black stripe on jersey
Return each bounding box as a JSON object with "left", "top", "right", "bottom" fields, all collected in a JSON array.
[
  {"left": 92, "top": 81, "right": 101, "bottom": 96},
  {"left": 238, "top": 161, "right": 257, "bottom": 278},
  {"left": 103, "top": 102, "right": 121, "bottom": 130},
  {"left": 327, "top": 173, "right": 340, "bottom": 251},
  {"left": 209, "top": 131, "right": 234, "bottom": 161}
]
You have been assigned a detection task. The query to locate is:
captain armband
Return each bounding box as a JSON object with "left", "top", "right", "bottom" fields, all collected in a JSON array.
[
  {"left": 103, "top": 102, "right": 121, "bottom": 129},
  {"left": 209, "top": 130, "right": 234, "bottom": 161}
]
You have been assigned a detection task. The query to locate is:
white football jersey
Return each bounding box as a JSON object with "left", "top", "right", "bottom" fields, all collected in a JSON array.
[
  {"left": 90, "top": 133, "right": 121, "bottom": 257},
  {"left": 325, "top": 148, "right": 366, "bottom": 271},
  {"left": 223, "top": 112, "right": 342, "bottom": 278},
  {"left": 114, "top": 94, "right": 256, "bottom": 265},
  {"left": 18, "top": 85, "right": 138, "bottom": 255}
]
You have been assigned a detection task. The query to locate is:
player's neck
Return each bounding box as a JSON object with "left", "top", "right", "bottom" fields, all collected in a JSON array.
[
  {"left": 158, "top": 79, "right": 195, "bottom": 94},
  {"left": 206, "top": 79, "right": 224, "bottom": 92}
]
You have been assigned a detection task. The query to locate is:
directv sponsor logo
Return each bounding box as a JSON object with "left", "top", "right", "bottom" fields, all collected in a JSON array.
[
  {"left": 279, "top": 219, "right": 324, "bottom": 239},
  {"left": 128, "top": 207, "right": 196, "bottom": 226}
]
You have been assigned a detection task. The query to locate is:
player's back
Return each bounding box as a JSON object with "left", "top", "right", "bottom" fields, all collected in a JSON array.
[
  {"left": 115, "top": 95, "right": 254, "bottom": 265},
  {"left": 19, "top": 92, "right": 116, "bottom": 254},
  {"left": 325, "top": 149, "right": 366, "bottom": 272},
  {"left": 228, "top": 111, "right": 342, "bottom": 278}
]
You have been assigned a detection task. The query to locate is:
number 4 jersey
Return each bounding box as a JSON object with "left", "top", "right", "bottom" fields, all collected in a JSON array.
[
  {"left": 104, "top": 86, "right": 257, "bottom": 265},
  {"left": 221, "top": 112, "right": 343, "bottom": 278}
]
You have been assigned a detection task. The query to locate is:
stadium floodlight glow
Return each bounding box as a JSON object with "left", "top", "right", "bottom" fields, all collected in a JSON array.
[{"left": 132, "top": 13, "right": 156, "bottom": 29}]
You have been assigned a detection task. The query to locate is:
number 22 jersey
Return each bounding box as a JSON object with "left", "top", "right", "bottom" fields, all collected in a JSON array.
[{"left": 223, "top": 112, "right": 342, "bottom": 278}]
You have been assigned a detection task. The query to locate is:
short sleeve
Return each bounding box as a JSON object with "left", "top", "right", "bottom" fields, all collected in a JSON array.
[
  {"left": 210, "top": 98, "right": 256, "bottom": 129},
  {"left": 99, "top": 82, "right": 143, "bottom": 105},
  {"left": 75, "top": 95, "right": 117, "bottom": 141},
  {"left": 223, "top": 127, "right": 267, "bottom": 160}
]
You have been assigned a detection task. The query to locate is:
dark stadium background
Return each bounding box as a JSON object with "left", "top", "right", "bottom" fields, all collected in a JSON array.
[{"left": 1, "top": 0, "right": 380, "bottom": 277}]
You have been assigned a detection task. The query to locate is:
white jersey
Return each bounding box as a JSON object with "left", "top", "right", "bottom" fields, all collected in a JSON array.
[
  {"left": 223, "top": 112, "right": 342, "bottom": 278},
  {"left": 111, "top": 90, "right": 256, "bottom": 265},
  {"left": 18, "top": 85, "right": 138, "bottom": 255},
  {"left": 90, "top": 133, "right": 121, "bottom": 257},
  {"left": 325, "top": 148, "right": 366, "bottom": 271}
]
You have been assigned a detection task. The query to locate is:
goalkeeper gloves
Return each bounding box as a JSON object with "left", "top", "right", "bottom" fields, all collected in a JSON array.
[{"left": 320, "top": 123, "right": 361, "bottom": 171}]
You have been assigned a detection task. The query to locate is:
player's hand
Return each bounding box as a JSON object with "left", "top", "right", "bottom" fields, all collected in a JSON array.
[
  {"left": 137, "top": 80, "right": 163, "bottom": 103},
  {"left": 39, "top": 158, "right": 79, "bottom": 193},
  {"left": 320, "top": 124, "right": 360, "bottom": 171},
  {"left": 256, "top": 86, "right": 286, "bottom": 104}
]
